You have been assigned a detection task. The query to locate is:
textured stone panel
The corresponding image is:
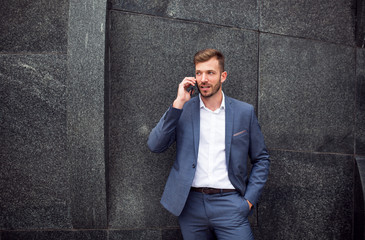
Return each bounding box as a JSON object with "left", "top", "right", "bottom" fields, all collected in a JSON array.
[
  {"left": 111, "top": 0, "right": 258, "bottom": 30},
  {"left": 257, "top": 150, "right": 353, "bottom": 239},
  {"left": 67, "top": 0, "right": 108, "bottom": 228},
  {"left": 109, "top": 230, "right": 161, "bottom": 240},
  {"left": 108, "top": 11, "right": 258, "bottom": 228},
  {"left": 259, "top": 34, "right": 355, "bottom": 153},
  {"left": 0, "top": 54, "right": 70, "bottom": 229},
  {"left": 357, "top": 48, "right": 365, "bottom": 156},
  {"left": 1, "top": 230, "right": 107, "bottom": 240},
  {"left": 162, "top": 228, "right": 183, "bottom": 240},
  {"left": 260, "top": 0, "right": 355, "bottom": 45},
  {"left": 0, "top": 0, "right": 68, "bottom": 53}
]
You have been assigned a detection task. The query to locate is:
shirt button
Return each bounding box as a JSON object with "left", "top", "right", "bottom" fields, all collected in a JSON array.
[{"left": 192, "top": 164, "right": 196, "bottom": 168}]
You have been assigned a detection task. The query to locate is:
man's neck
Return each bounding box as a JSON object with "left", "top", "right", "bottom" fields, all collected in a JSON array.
[{"left": 201, "top": 90, "right": 223, "bottom": 111}]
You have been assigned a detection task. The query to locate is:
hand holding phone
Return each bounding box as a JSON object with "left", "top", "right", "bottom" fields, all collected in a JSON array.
[
  {"left": 186, "top": 83, "right": 197, "bottom": 96},
  {"left": 173, "top": 77, "right": 197, "bottom": 109}
]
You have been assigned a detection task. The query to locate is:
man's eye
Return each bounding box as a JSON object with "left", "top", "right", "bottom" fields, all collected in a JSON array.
[
  {"left": 208, "top": 72, "right": 214, "bottom": 74},
  {"left": 196, "top": 72, "right": 201, "bottom": 75}
]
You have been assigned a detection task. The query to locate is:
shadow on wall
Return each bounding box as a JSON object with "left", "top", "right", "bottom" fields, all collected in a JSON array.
[
  {"left": 354, "top": 157, "right": 365, "bottom": 240},
  {"left": 357, "top": 0, "right": 365, "bottom": 47}
]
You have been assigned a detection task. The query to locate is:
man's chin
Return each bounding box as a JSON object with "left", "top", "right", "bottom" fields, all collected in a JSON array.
[{"left": 201, "top": 92, "right": 214, "bottom": 98}]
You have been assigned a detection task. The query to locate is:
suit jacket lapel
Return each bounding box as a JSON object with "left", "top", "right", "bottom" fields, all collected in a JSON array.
[
  {"left": 191, "top": 97, "right": 200, "bottom": 160},
  {"left": 225, "top": 96, "right": 234, "bottom": 165}
]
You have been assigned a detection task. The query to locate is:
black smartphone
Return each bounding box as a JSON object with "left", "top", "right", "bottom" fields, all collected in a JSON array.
[
  {"left": 195, "top": 82, "right": 200, "bottom": 94},
  {"left": 187, "top": 82, "right": 200, "bottom": 97}
]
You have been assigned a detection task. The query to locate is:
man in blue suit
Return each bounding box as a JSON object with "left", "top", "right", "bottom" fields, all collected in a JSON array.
[{"left": 148, "top": 49, "right": 270, "bottom": 239}]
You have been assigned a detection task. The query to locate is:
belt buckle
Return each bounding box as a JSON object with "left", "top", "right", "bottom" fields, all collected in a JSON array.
[
  {"left": 202, "top": 187, "right": 215, "bottom": 194},
  {"left": 201, "top": 187, "right": 208, "bottom": 194}
]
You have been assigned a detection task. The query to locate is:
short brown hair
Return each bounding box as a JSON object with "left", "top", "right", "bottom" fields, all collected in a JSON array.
[{"left": 194, "top": 49, "right": 225, "bottom": 72}]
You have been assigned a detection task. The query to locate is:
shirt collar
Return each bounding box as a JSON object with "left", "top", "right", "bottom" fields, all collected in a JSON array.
[{"left": 199, "top": 92, "right": 225, "bottom": 112}]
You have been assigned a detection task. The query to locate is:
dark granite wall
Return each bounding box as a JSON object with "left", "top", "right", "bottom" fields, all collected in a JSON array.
[
  {"left": 1, "top": 0, "right": 364, "bottom": 240},
  {"left": 0, "top": 0, "right": 108, "bottom": 239},
  {"left": 1, "top": 0, "right": 71, "bottom": 231},
  {"left": 107, "top": 0, "right": 362, "bottom": 239}
]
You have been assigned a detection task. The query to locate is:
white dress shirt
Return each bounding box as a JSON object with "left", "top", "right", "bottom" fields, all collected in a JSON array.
[{"left": 191, "top": 93, "right": 235, "bottom": 189}]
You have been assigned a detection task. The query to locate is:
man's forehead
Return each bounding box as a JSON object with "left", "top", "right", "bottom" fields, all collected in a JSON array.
[{"left": 195, "top": 58, "right": 220, "bottom": 70}]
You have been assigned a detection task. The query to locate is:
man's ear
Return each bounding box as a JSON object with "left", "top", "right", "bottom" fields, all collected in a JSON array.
[{"left": 221, "top": 71, "right": 227, "bottom": 83}]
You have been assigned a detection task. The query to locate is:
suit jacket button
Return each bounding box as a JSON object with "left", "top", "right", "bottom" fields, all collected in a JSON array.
[{"left": 192, "top": 164, "right": 196, "bottom": 168}]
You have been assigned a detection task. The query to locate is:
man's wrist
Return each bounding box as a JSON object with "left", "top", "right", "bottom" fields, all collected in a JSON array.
[{"left": 173, "top": 99, "right": 185, "bottom": 109}]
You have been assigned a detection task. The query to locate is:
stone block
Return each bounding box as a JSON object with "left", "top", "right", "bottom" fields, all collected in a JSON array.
[
  {"left": 1, "top": 230, "right": 107, "bottom": 240},
  {"left": 162, "top": 228, "right": 183, "bottom": 240},
  {"left": 257, "top": 150, "right": 353, "bottom": 239},
  {"left": 260, "top": 0, "right": 355, "bottom": 45},
  {"left": 357, "top": 48, "right": 365, "bottom": 156},
  {"left": 67, "top": 0, "right": 108, "bottom": 228},
  {"left": 108, "top": 11, "right": 258, "bottom": 228},
  {"left": 109, "top": 229, "right": 161, "bottom": 240},
  {"left": 0, "top": 0, "right": 69, "bottom": 53},
  {"left": 110, "top": 0, "right": 258, "bottom": 30},
  {"left": 0, "top": 54, "right": 70, "bottom": 229},
  {"left": 259, "top": 33, "right": 355, "bottom": 154}
]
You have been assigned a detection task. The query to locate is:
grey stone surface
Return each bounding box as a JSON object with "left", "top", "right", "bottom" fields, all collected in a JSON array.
[
  {"left": 257, "top": 150, "right": 353, "bottom": 239},
  {"left": 108, "top": 11, "right": 259, "bottom": 228},
  {"left": 111, "top": 0, "right": 258, "bottom": 30},
  {"left": 67, "top": 0, "right": 108, "bottom": 229},
  {"left": 260, "top": 0, "right": 355, "bottom": 45},
  {"left": 259, "top": 33, "right": 355, "bottom": 154},
  {"left": 162, "top": 228, "right": 183, "bottom": 240},
  {"left": 109, "top": 229, "right": 161, "bottom": 240},
  {"left": 357, "top": 48, "right": 365, "bottom": 156},
  {"left": 1, "top": 230, "right": 107, "bottom": 240},
  {"left": 0, "top": 54, "right": 70, "bottom": 229},
  {"left": 0, "top": 0, "right": 69, "bottom": 53}
]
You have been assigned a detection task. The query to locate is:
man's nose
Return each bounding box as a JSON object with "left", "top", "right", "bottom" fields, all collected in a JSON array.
[{"left": 201, "top": 73, "right": 208, "bottom": 82}]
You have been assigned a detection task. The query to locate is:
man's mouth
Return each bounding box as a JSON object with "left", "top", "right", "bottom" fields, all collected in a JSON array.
[{"left": 200, "top": 85, "right": 210, "bottom": 90}]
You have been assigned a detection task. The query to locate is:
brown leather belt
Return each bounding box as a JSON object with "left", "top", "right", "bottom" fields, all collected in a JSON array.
[{"left": 191, "top": 187, "right": 237, "bottom": 194}]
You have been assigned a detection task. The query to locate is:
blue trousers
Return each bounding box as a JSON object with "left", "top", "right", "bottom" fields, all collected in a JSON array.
[{"left": 178, "top": 190, "right": 254, "bottom": 240}]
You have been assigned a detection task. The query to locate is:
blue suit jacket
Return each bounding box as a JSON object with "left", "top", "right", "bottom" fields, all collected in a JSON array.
[{"left": 147, "top": 95, "right": 270, "bottom": 216}]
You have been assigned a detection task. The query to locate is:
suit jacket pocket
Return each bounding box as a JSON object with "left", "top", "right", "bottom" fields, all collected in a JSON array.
[
  {"left": 233, "top": 130, "right": 247, "bottom": 137},
  {"left": 232, "top": 129, "right": 249, "bottom": 150}
]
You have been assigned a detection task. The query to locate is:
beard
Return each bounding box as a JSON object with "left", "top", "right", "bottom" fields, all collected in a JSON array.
[{"left": 199, "top": 78, "right": 222, "bottom": 98}]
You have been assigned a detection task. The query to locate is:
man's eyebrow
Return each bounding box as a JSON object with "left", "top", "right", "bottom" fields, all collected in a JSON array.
[{"left": 196, "top": 69, "right": 216, "bottom": 72}]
